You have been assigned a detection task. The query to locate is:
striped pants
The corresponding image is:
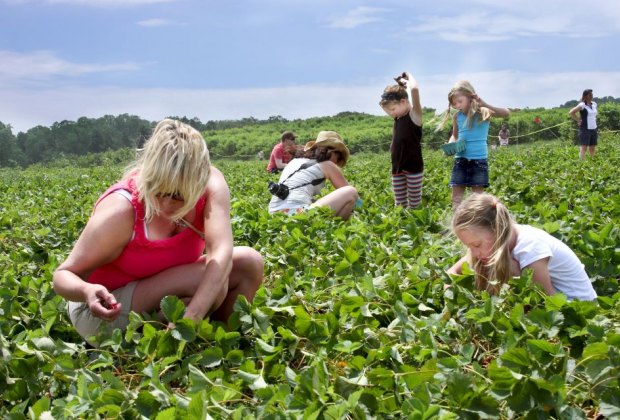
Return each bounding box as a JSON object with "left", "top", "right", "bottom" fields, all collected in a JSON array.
[{"left": 392, "top": 172, "right": 423, "bottom": 208}]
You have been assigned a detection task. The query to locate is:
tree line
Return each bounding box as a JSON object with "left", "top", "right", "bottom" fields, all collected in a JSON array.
[{"left": 1, "top": 99, "right": 619, "bottom": 168}]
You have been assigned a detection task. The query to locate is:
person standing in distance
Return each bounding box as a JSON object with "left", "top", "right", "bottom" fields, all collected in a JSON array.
[{"left": 569, "top": 89, "right": 598, "bottom": 159}]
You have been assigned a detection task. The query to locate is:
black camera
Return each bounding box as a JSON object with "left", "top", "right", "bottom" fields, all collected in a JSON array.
[{"left": 268, "top": 181, "right": 289, "bottom": 200}]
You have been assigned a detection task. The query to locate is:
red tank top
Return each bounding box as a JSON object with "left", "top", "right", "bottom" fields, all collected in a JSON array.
[{"left": 88, "top": 177, "right": 206, "bottom": 291}]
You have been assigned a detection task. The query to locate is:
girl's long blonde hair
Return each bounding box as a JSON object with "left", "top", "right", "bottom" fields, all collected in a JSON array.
[
  {"left": 452, "top": 193, "right": 515, "bottom": 294},
  {"left": 125, "top": 119, "right": 211, "bottom": 222},
  {"left": 436, "top": 80, "right": 493, "bottom": 131}
]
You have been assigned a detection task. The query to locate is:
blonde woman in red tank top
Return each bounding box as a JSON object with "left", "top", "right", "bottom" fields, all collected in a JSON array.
[{"left": 53, "top": 119, "right": 264, "bottom": 346}]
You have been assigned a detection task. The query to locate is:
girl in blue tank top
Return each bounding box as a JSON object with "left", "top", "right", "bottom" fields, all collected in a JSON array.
[{"left": 436, "top": 80, "right": 510, "bottom": 207}]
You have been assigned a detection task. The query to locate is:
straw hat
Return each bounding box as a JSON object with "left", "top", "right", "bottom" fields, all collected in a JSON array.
[{"left": 304, "top": 131, "right": 350, "bottom": 167}]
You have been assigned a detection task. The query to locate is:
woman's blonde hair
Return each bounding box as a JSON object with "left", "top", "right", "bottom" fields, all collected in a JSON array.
[
  {"left": 436, "top": 80, "right": 493, "bottom": 131},
  {"left": 125, "top": 119, "right": 211, "bottom": 222},
  {"left": 452, "top": 193, "right": 515, "bottom": 295}
]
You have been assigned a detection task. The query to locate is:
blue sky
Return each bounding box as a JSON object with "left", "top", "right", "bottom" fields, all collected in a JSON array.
[{"left": 1, "top": 0, "right": 619, "bottom": 133}]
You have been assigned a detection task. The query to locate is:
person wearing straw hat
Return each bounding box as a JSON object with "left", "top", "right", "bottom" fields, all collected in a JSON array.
[{"left": 267, "top": 131, "right": 359, "bottom": 220}]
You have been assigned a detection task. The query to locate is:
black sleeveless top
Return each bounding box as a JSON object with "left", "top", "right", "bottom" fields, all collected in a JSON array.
[{"left": 391, "top": 115, "right": 423, "bottom": 174}]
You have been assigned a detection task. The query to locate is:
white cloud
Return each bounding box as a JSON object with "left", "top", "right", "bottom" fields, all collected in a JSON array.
[
  {"left": 0, "top": 50, "right": 140, "bottom": 85},
  {"left": 327, "top": 6, "right": 386, "bottom": 29},
  {"left": 409, "top": 3, "right": 619, "bottom": 43},
  {"left": 136, "top": 18, "right": 185, "bottom": 27},
  {"left": 47, "top": 0, "right": 175, "bottom": 5},
  {"left": 2, "top": 70, "right": 620, "bottom": 133},
  {"left": 409, "top": 12, "right": 576, "bottom": 42}
]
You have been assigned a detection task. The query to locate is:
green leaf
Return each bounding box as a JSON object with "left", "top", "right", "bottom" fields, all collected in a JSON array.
[
  {"left": 527, "top": 339, "right": 563, "bottom": 356},
  {"left": 544, "top": 293, "right": 567, "bottom": 310},
  {"left": 160, "top": 295, "right": 186, "bottom": 323},
  {"left": 501, "top": 348, "right": 531, "bottom": 368},
  {"left": 201, "top": 347, "right": 223, "bottom": 368},
  {"left": 171, "top": 318, "right": 196, "bottom": 342},
  {"left": 226, "top": 349, "right": 244, "bottom": 365},
  {"left": 28, "top": 396, "right": 51, "bottom": 418},
  {"left": 582, "top": 342, "right": 609, "bottom": 360},
  {"left": 333, "top": 340, "right": 363, "bottom": 353},
  {"left": 156, "top": 331, "right": 178, "bottom": 358},
  {"left": 155, "top": 407, "right": 178, "bottom": 420},
  {"left": 238, "top": 370, "right": 268, "bottom": 390},
  {"left": 135, "top": 391, "right": 161, "bottom": 418},
  {"left": 188, "top": 391, "right": 208, "bottom": 419},
  {"left": 255, "top": 338, "right": 279, "bottom": 354}
]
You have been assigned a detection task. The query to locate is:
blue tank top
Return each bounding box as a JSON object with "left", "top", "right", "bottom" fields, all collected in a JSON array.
[{"left": 455, "top": 112, "right": 489, "bottom": 159}]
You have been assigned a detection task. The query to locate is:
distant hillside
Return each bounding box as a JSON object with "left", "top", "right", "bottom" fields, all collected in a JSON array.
[
  {"left": 1, "top": 100, "right": 620, "bottom": 167},
  {"left": 559, "top": 96, "right": 620, "bottom": 108}
]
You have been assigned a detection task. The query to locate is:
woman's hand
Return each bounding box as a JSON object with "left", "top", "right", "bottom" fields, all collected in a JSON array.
[{"left": 85, "top": 283, "right": 122, "bottom": 321}]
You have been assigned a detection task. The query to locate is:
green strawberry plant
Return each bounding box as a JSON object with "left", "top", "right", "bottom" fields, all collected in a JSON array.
[{"left": 0, "top": 134, "right": 619, "bottom": 418}]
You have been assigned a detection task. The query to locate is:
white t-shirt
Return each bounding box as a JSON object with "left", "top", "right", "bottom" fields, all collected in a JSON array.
[
  {"left": 577, "top": 101, "right": 597, "bottom": 130},
  {"left": 268, "top": 158, "right": 326, "bottom": 212},
  {"left": 511, "top": 224, "right": 597, "bottom": 301}
]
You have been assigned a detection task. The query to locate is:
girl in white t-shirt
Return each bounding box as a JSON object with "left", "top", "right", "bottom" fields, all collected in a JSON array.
[{"left": 447, "top": 193, "right": 597, "bottom": 301}]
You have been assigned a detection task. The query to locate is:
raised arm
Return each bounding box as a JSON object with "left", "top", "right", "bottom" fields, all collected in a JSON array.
[
  {"left": 404, "top": 72, "right": 423, "bottom": 127},
  {"left": 183, "top": 167, "right": 235, "bottom": 321},
  {"left": 476, "top": 95, "right": 510, "bottom": 118},
  {"left": 53, "top": 193, "right": 134, "bottom": 320}
]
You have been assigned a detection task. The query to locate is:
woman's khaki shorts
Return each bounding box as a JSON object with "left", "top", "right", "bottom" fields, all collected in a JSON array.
[{"left": 67, "top": 281, "right": 137, "bottom": 346}]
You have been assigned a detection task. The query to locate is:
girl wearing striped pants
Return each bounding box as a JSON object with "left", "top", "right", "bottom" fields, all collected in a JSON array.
[{"left": 379, "top": 71, "right": 424, "bottom": 208}]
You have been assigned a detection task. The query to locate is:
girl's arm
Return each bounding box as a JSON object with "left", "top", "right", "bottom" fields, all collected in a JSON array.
[
  {"left": 447, "top": 255, "right": 469, "bottom": 275},
  {"left": 476, "top": 95, "right": 510, "bottom": 118},
  {"left": 526, "top": 257, "right": 556, "bottom": 295},
  {"left": 404, "top": 72, "right": 423, "bottom": 127},
  {"left": 183, "top": 167, "right": 234, "bottom": 322},
  {"left": 53, "top": 193, "right": 134, "bottom": 320},
  {"left": 319, "top": 161, "right": 349, "bottom": 189},
  {"left": 448, "top": 115, "right": 458, "bottom": 143}
]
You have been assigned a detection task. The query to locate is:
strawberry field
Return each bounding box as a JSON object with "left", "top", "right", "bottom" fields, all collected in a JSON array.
[{"left": 1, "top": 136, "right": 619, "bottom": 418}]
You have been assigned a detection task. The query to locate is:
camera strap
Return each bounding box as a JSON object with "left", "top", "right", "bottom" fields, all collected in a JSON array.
[
  {"left": 279, "top": 161, "right": 314, "bottom": 182},
  {"left": 282, "top": 161, "right": 325, "bottom": 191}
]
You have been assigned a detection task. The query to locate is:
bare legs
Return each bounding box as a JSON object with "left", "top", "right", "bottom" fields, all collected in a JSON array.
[
  {"left": 131, "top": 246, "right": 263, "bottom": 321},
  {"left": 579, "top": 145, "right": 596, "bottom": 159},
  {"left": 452, "top": 185, "right": 484, "bottom": 208},
  {"left": 312, "top": 186, "right": 359, "bottom": 220},
  {"left": 211, "top": 247, "right": 263, "bottom": 321}
]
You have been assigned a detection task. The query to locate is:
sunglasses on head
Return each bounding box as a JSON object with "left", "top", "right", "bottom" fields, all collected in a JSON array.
[{"left": 156, "top": 191, "right": 184, "bottom": 201}]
